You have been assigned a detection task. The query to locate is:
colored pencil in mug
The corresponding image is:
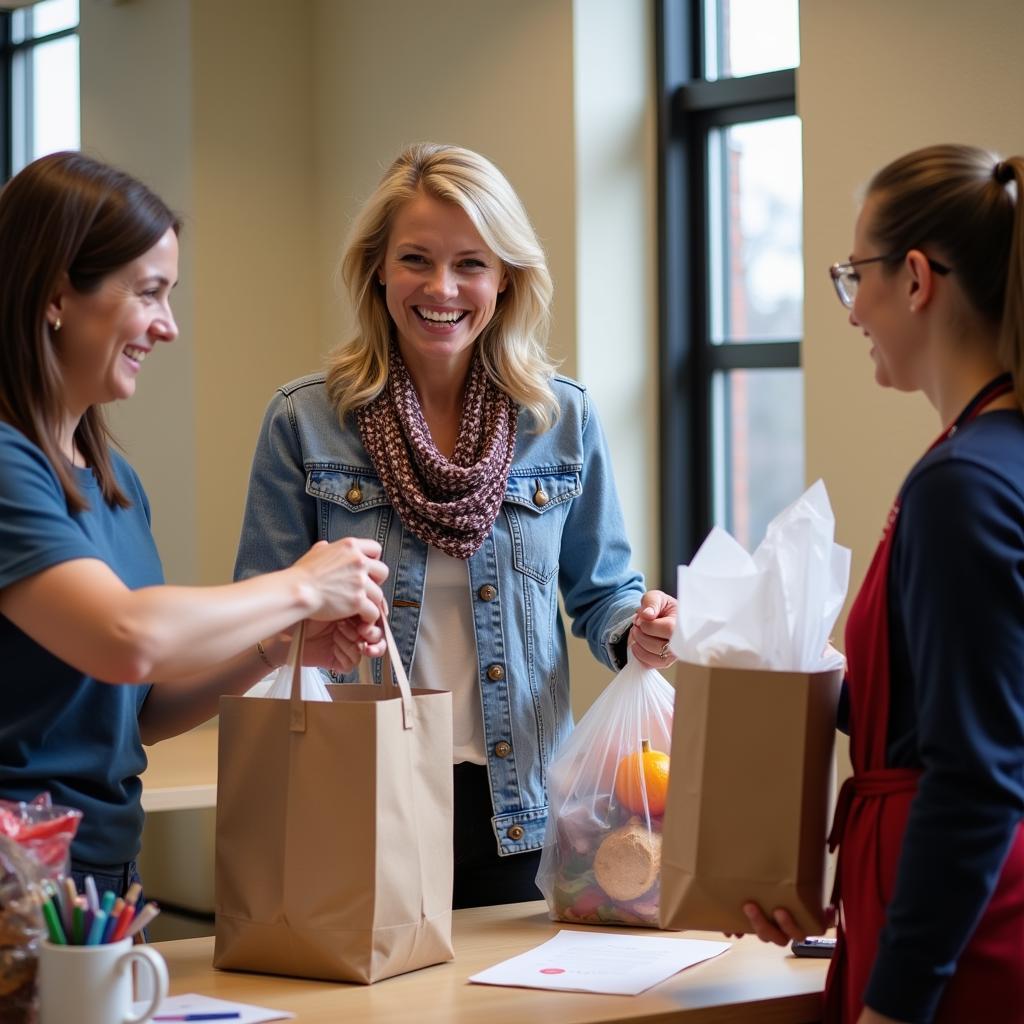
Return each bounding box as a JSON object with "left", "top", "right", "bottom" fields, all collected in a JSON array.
[
  {"left": 100, "top": 889, "right": 116, "bottom": 916},
  {"left": 122, "top": 901, "right": 160, "bottom": 939},
  {"left": 41, "top": 897, "right": 67, "bottom": 945},
  {"left": 85, "top": 909, "right": 107, "bottom": 946},
  {"left": 102, "top": 898, "right": 124, "bottom": 943},
  {"left": 109, "top": 900, "right": 137, "bottom": 943},
  {"left": 83, "top": 874, "right": 99, "bottom": 914},
  {"left": 62, "top": 877, "right": 77, "bottom": 935}
]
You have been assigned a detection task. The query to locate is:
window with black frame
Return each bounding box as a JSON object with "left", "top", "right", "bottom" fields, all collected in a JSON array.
[
  {"left": 0, "top": 0, "right": 79, "bottom": 181},
  {"left": 657, "top": 0, "right": 802, "bottom": 587}
]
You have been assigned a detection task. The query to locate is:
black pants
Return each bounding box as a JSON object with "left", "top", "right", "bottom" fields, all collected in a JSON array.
[
  {"left": 70, "top": 859, "right": 143, "bottom": 903},
  {"left": 453, "top": 762, "right": 542, "bottom": 910},
  {"left": 70, "top": 859, "right": 149, "bottom": 940}
]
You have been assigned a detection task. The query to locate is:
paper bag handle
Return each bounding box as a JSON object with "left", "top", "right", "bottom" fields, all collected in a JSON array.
[
  {"left": 357, "top": 616, "right": 416, "bottom": 731},
  {"left": 286, "top": 619, "right": 308, "bottom": 733}
]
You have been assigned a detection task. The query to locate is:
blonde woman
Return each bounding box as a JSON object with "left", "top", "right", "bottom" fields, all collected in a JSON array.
[{"left": 235, "top": 143, "right": 676, "bottom": 907}]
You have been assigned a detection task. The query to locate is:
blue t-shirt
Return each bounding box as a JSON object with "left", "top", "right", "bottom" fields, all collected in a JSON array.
[
  {"left": 861, "top": 410, "right": 1024, "bottom": 1021},
  {"left": 0, "top": 423, "right": 164, "bottom": 867}
]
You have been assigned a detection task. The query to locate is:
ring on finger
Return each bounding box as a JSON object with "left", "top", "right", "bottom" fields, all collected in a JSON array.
[{"left": 659, "top": 641, "right": 671, "bottom": 658}]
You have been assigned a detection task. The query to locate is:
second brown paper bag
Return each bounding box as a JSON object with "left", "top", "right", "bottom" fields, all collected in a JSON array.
[{"left": 659, "top": 661, "right": 841, "bottom": 936}]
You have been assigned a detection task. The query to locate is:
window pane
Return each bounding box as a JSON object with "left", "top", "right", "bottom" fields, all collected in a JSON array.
[
  {"left": 708, "top": 116, "right": 802, "bottom": 344},
  {"left": 704, "top": 0, "right": 799, "bottom": 80},
  {"left": 12, "top": 0, "right": 78, "bottom": 43},
  {"left": 12, "top": 33, "right": 80, "bottom": 171},
  {"left": 712, "top": 368, "right": 804, "bottom": 551}
]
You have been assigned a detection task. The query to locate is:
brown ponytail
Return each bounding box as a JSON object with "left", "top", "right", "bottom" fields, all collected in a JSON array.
[
  {"left": 995, "top": 157, "right": 1024, "bottom": 408},
  {"left": 865, "top": 144, "right": 1022, "bottom": 404}
]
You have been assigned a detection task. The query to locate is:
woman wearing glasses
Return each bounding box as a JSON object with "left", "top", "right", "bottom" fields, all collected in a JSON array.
[{"left": 744, "top": 144, "right": 1024, "bottom": 1024}]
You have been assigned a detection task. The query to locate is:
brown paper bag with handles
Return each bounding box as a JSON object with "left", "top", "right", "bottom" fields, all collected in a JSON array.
[
  {"left": 213, "top": 619, "right": 454, "bottom": 983},
  {"left": 659, "top": 661, "right": 841, "bottom": 936}
]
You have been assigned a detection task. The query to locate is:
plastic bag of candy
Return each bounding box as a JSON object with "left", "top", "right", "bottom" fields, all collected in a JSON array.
[
  {"left": 0, "top": 794, "right": 82, "bottom": 882},
  {"left": 0, "top": 795, "right": 81, "bottom": 1024}
]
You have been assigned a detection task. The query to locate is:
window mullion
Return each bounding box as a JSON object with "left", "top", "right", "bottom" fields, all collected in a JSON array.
[{"left": 0, "top": 12, "right": 10, "bottom": 182}]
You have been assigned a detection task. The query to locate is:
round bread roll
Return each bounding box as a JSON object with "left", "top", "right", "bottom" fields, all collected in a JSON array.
[{"left": 593, "top": 818, "right": 661, "bottom": 902}]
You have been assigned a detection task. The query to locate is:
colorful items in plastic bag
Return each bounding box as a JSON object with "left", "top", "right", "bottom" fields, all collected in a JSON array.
[{"left": 537, "top": 656, "right": 674, "bottom": 927}]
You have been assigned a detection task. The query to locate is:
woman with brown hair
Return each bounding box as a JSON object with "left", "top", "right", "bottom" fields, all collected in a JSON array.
[
  {"left": 0, "top": 151, "right": 389, "bottom": 898},
  {"left": 744, "top": 144, "right": 1024, "bottom": 1023}
]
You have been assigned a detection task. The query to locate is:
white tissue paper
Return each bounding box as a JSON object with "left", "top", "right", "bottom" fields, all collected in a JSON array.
[{"left": 671, "top": 479, "right": 850, "bottom": 672}]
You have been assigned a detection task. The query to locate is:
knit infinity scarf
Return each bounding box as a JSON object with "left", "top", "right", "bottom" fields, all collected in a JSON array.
[{"left": 357, "top": 344, "right": 519, "bottom": 559}]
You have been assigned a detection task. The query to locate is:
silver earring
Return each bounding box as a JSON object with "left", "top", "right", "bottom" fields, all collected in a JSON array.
[{"left": 52, "top": 316, "right": 62, "bottom": 332}]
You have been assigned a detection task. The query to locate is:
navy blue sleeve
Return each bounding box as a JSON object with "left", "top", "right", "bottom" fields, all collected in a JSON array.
[
  {"left": 865, "top": 459, "right": 1024, "bottom": 1021},
  {"left": 0, "top": 424, "right": 100, "bottom": 588}
]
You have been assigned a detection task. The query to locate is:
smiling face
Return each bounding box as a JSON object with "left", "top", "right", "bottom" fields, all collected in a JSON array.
[
  {"left": 848, "top": 198, "right": 926, "bottom": 393},
  {"left": 50, "top": 227, "right": 179, "bottom": 417},
  {"left": 379, "top": 190, "right": 507, "bottom": 380}
]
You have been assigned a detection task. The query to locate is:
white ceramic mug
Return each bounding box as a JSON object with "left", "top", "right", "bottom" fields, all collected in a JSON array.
[{"left": 37, "top": 937, "right": 169, "bottom": 1024}]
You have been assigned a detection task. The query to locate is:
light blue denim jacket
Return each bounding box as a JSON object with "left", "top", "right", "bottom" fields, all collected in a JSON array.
[{"left": 234, "top": 373, "right": 645, "bottom": 855}]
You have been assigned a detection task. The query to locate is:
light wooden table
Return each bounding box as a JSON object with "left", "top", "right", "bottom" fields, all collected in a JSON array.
[
  {"left": 140, "top": 723, "right": 219, "bottom": 811},
  {"left": 153, "top": 901, "right": 826, "bottom": 1023}
]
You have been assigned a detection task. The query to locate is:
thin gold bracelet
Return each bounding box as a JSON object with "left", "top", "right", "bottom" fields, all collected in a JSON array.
[{"left": 256, "top": 639, "right": 275, "bottom": 670}]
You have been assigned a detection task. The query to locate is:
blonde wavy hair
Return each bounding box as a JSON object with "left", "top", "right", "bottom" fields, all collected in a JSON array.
[{"left": 325, "top": 142, "right": 559, "bottom": 431}]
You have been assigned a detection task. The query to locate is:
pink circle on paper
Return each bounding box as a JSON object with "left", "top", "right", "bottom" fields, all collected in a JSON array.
[{"left": 540, "top": 968, "right": 566, "bottom": 975}]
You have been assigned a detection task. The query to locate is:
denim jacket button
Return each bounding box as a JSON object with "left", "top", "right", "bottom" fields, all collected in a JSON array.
[
  {"left": 486, "top": 664, "right": 505, "bottom": 682},
  {"left": 478, "top": 584, "right": 497, "bottom": 602},
  {"left": 494, "top": 740, "right": 512, "bottom": 758},
  {"left": 533, "top": 486, "right": 549, "bottom": 507},
  {"left": 346, "top": 485, "right": 363, "bottom": 504},
  {"left": 507, "top": 824, "right": 525, "bottom": 841}
]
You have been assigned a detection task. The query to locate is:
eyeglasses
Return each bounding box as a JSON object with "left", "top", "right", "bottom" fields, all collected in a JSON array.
[{"left": 829, "top": 252, "right": 951, "bottom": 309}]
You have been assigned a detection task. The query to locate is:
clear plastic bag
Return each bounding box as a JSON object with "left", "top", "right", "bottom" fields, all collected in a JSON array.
[
  {"left": 0, "top": 794, "right": 80, "bottom": 1023},
  {"left": 247, "top": 624, "right": 332, "bottom": 701},
  {"left": 537, "top": 655, "right": 674, "bottom": 927}
]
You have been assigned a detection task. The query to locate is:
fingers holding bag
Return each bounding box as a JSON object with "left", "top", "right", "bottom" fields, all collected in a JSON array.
[{"left": 294, "top": 537, "right": 389, "bottom": 623}]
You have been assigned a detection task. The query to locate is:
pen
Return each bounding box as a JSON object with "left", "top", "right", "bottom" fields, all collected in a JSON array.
[
  {"left": 123, "top": 901, "right": 160, "bottom": 939},
  {"left": 62, "top": 877, "right": 77, "bottom": 934},
  {"left": 109, "top": 899, "right": 136, "bottom": 942},
  {"left": 41, "top": 897, "right": 67, "bottom": 945},
  {"left": 84, "top": 874, "right": 99, "bottom": 914},
  {"left": 85, "top": 909, "right": 107, "bottom": 945},
  {"left": 71, "top": 901, "right": 84, "bottom": 945},
  {"left": 102, "top": 898, "right": 124, "bottom": 943},
  {"left": 100, "top": 889, "right": 116, "bottom": 916},
  {"left": 152, "top": 1015, "right": 242, "bottom": 1021}
]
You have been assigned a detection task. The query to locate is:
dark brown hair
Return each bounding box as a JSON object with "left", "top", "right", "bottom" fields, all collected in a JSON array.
[
  {"left": 0, "top": 151, "right": 180, "bottom": 511},
  {"left": 865, "top": 143, "right": 1024, "bottom": 405}
]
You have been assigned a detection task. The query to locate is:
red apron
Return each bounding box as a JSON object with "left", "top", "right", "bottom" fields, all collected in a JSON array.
[{"left": 824, "top": 375, "right": 1024, "bottom": 1023}]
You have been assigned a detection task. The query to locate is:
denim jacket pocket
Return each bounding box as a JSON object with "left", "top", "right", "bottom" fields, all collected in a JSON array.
[
  {"left": 305, "top": 468, "right": 391, "bottom": 544},
  {"left": 503, "top": 469, "right": 581, "bottom": 583}
]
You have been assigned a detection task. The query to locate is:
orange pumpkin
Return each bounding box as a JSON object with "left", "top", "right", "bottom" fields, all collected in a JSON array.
[{"left": 614, "top": 739, "right": 670, "bottom": 816}]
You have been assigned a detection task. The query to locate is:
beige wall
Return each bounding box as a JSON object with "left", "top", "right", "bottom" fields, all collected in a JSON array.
[
  {"left": 799, "top": 0, "right": 1024, "bottom": 774},
  {"left": 80, "top": 0, "right": 198, "bottom": 580}
]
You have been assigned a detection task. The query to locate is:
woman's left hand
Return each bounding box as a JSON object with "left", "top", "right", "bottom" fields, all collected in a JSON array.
[
  {"left": 298, "top": 617, "right": 386, "bottom": 672},
  {"left": 629, "top": 589, "right": 678, "bottom": 668}
]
